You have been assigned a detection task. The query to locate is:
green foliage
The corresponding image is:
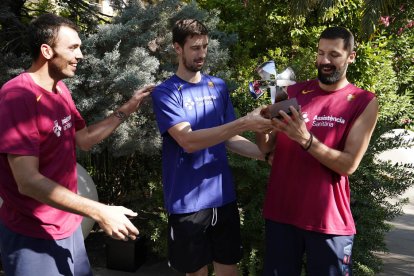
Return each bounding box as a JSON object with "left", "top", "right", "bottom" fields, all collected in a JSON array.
[
  {"left": 0, "top": 52, "right": 30, "bottom": 86},
  {"left": 1, "top": 0, "right": 414, "bottom": 274},
  {"left": 0, "top": 0, "right": 112, "bottom": 56},
  {"left": 379, "top": 1, "right": 414, "bottom": 101},
  {"left": 227, "top": 144, "right": 269, "bottom": 275}
]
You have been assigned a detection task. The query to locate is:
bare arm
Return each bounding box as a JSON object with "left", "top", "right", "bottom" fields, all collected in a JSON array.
[
  {"left": 76, "top": 85, "right": 154, "bottom": 151},
  {"left": 225, "top": 135, "right": 265, "bottom": 160},
  {"left": 168, "top": 106, "right": 273, "bottom": 153},
  {"left": 272, "top": 98, "right": 379, "bottom": 176},
  {"left": 255, "top": 131, "right": 277, "bottom": 154},
  {"left": 8, "top": 154, "right": 139, "bottom": 240}
]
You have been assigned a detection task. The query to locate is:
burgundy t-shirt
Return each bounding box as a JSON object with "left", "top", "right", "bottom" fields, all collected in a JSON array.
[
  {"left": 263, "top": 79, "right": 375, "bottom": 235},
  {"left": 0, "top": 73, "right": 86, "bottom": 239}
]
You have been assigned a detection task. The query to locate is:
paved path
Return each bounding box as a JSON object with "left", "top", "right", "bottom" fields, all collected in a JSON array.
[{"left": 376, "top": 186, "right": 414, "bottom": 275}]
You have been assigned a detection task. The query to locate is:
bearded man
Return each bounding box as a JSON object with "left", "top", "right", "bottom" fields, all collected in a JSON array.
[{"left": 256, "top": 26, "right": 379, "bottom": 276}]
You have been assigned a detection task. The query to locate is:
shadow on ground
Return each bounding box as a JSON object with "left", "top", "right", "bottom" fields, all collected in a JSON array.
[{"left": 86, "top": 230, "right": 183, "bottom": 276}]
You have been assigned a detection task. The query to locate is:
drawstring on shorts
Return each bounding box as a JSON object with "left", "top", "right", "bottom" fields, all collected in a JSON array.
[{"left": 211, "top": 207, "right": 218, "bottom": 226}]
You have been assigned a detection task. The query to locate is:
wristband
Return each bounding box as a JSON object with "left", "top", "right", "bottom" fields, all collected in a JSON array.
[
  {"left": 113, "top": 110, "right": 128, "bottom": 121},
  {"left": 302, "top": 133, "right": 313, "bottom": 151}
]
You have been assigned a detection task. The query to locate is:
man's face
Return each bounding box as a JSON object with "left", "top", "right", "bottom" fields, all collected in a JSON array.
[
  {"left": 176, "top": 35, "right": 208, "bottom": 72},
  {"left": 316, "top": 38, "right": 355, "bottom": 85},
  {"left": 48, "top": 26, "right": 83, "bottom": 80}
]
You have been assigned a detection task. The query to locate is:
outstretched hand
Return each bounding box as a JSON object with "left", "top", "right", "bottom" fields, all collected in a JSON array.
[
  {"left": 244, "top": 106, "right": 274, "bottom": 133},
  {"left": 96, "top": 205, "right": 139, "bottom": 241},
  {"left": 130, "top": 84, "right": 155, "bottom": 110}
]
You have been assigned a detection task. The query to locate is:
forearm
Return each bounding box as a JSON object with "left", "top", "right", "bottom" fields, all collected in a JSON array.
[
  {"left": 226, "top": 135, "right": 265, "bottom": 160},
  {"left": 295, "top": 99, "right": 378, "bottom": 176},
  {"left": 304, "top": 135, "right": 358, "bottom": 176},
  {"left": 76, "top": 85, "right": 153, "bottom": 151},
  {"left": 172, "top": 117, "right": 251, "bottom": 153},
  {"left": 17, "top": 173, "right": 104, "bottom": 221},
  {"left": 77, "top": 113, "right": 124, "bottom": 150}
]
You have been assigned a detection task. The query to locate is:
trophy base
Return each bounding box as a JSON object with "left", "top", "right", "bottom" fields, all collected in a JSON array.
[{"left": 262, "top": 98, "right": 299, "bottom": 119}]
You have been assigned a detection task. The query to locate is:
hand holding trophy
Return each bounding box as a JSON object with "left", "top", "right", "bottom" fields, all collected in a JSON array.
[{"left": 248, "top": 60, "right": 299, "bottom": 119}]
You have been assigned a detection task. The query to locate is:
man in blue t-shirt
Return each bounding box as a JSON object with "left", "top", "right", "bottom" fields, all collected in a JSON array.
[{"left": 152, "top": 19, "right": 273, "bottom": 276}]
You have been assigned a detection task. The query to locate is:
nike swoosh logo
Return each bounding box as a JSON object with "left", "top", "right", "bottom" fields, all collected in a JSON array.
[{"left": 302, "top": 89, "right": 314, "bottom": 95}]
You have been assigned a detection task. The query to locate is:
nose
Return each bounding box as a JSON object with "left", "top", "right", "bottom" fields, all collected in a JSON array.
[
  {"left": 319, "top": 54, "right": 331, "bottom": 64},
  {"left": 76, "top": 48, "right": 84, "bottom": 60},
  {"left": 200, "top": 47, "right": 207, "bottom": 58}
]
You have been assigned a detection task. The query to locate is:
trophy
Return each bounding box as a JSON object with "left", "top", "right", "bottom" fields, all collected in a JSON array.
[{"left": 248, "top": 60, "right": 299, "bottom": 119}]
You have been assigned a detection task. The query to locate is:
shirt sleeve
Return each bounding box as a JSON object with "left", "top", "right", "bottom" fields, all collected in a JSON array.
[
  {"left": 0, "top": 89, "right": 40, "bottom": 156},
  {"left": 151, "top": 84, "right": 187, "bottom": 135}
]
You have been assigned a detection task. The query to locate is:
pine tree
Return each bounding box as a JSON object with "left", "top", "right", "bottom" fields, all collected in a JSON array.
[{"left": 67, "top": 0, "right": 235, "bottom": 156}]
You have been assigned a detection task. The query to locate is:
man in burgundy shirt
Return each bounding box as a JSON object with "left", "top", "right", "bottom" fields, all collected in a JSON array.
[
  {"left": 0, "top": 13, "right": 153, "bottom": 275},
  {"left": 256, "top": 27, "right": 378, "bottom": 276}
]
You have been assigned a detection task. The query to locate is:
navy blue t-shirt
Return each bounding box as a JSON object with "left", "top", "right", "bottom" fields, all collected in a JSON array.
[{"left": 152, "top": 74, "right": 237, "bottom": 214}]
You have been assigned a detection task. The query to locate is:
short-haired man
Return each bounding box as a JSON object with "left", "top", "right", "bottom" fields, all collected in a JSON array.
[
  {"left": 152, "top": 19, "right": 273, "bottom": 276},
  {"left": 257, "top": 26, "right": 379, "bottom": 275},
  {"left": 0, "top": 13, "right": 153, "bottom": 275}
]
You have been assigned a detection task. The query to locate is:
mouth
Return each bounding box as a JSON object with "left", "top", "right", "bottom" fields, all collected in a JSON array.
[
  {"left": 69, "top": 63, "right": 78, "bottom": 70},
  {"left": 320, "top": 65, "right": 335, "bottom": 74},
  {"left": 194, "top": 59, "right": 204, "bottom": 66}
]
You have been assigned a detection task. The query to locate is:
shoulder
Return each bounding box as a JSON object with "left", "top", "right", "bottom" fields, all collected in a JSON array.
[
  {"left": 347, "top": 83, "right": 376, "bottom": 102},
  {"left": 203, "top": 74, "right": 228, "bottom": 93},
  {"left": 204, "top": 74, "right": 225, "bottom": 83},
  {"left": 0, "top": 73, "right": 37, "bottom": 101},
  {"left": 152, "top": 76, "right": 180, "bottom": 101},
  {"left": 204, "top": 74, "right": 226, "bottom": 86}
]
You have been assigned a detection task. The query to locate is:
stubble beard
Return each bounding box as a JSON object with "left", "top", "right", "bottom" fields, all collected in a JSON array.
[
  {"left": 182, "top": 56, "right": 204, "bottom": 73},
  {"left": 49, "top": 53, "right": 75, "bottom": 81}
]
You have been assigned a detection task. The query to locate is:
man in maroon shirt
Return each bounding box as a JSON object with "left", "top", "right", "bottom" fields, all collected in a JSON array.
[
  {"left": 0, "top": 13, "right": 153, "bottom": 275},
  {"left": 257, "top": 26, "right": 378, "bottom": 276}
]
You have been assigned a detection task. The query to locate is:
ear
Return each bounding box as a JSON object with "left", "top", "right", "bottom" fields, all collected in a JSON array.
[
  {"left": 173, "top": 42, "right": 182, "bottom": 55},
  {"left": 348, "top": 51, "right": 356, "bottom": 64},
  {"left": 40, "top": 44, "right": 54, "bottom": 60}
]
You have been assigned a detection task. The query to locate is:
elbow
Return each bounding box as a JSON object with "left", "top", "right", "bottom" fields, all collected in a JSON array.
[
  {"left": 175, "top": 136, "right": 199, "bottom": 153},
  {"left": 181, "top": 144, "right": 198, "bottom": 153},
  {"left": 338, "top": 164, "right": 358, "bottom": 176},
  {"left": 78, "top": 145, "right": 92, "bottom": 152},
  {"left": 77, "top": 142, "right": 93, "bottom": 152},
  {"left": 16, "top": 180, "right": 36, "bottom": 198}
]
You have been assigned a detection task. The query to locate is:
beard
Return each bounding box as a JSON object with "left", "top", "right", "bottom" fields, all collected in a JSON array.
[
  {"left": 181, "top": 55, "right": 205, "bottom": 73},
  {"left": 317, "top": 63, "right": 347, "bottom": 85}
]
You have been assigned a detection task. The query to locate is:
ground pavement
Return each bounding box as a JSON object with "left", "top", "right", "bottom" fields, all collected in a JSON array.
[{"left": 376, "top": 184, "right": 414, "bottom": 275}]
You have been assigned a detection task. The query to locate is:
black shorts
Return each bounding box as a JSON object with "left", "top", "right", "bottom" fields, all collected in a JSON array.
[{"left": 167, "top": 201, "right": 243, "bottom": 273}]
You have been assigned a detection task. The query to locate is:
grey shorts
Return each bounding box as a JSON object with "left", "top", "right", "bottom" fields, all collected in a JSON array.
[{"left": 0, "top": 221, "right": 92, "bottom": 276}]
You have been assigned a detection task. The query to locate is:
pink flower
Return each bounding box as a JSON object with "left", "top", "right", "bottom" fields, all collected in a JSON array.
[{"left": 380, "top": 16, "right": 390, "bottom": 27}]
